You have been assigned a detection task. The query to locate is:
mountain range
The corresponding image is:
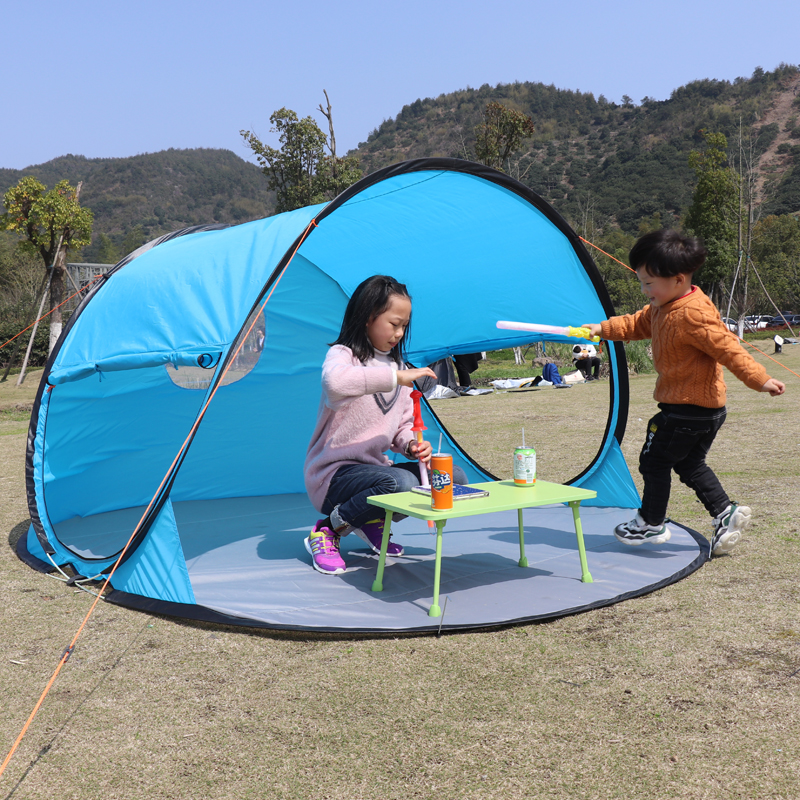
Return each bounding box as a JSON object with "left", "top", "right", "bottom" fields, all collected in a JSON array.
[{"left": 2, "top": 63, "right": 799, "bottom": 262}]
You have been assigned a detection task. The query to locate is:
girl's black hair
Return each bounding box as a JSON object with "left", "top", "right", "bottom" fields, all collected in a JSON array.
[
  {"left": 331, "top": 275, "right": 411, "bottom": 365},
  {"left": 629, "top": 229, "right": 707, "bottom": 277}
]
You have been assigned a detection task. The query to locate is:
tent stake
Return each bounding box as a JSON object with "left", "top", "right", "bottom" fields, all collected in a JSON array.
[{"left": 436, "top": 596, "right": 448, "bottom": 637}]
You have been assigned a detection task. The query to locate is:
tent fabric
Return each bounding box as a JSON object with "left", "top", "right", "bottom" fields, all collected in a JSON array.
[{"left": 18, "top": 158, "right": 704, "bottom": 632}]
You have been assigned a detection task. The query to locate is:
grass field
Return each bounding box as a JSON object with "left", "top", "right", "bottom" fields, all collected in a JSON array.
[{"left": 1, "top": 342, "right": 799, "bottom": 800}]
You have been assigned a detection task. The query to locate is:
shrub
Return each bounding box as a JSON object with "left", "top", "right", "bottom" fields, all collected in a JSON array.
[{"left": 623, "top": 339, "right": 654, "bottom": 374}]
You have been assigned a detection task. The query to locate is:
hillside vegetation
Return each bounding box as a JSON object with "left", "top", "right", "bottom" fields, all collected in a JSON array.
[
  {"left": 0, "top": 148, "right": 275, "bottom": 261},
  {"left": 1, "top": 64, "right": 798, "bottom": 320},
  {"left": 352, "top": 64, "right": 800, "bottom": 231}
]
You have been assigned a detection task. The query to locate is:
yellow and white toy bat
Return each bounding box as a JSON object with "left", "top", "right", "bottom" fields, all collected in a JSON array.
[{"left": 496, "top": 320, "right": 600, "bottom": 342}]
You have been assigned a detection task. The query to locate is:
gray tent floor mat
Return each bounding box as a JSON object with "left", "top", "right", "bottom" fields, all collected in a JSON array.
[{"left": 166, "top": 495, "right": 708, "bottom": 632}]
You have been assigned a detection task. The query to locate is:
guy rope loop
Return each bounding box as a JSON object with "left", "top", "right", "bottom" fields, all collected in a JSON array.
[{"left": 0, "top": 218, "right": 318, "bottom": 781}]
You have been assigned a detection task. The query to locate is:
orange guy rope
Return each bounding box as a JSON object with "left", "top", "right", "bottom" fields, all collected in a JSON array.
[
  {"left": 0, "top": 219, "right": 318, "bottom": 780},
  {"left": 738, "top": 337, "right": 800, "bottom": 380},
  {"left": 0, "top": 274, "right": 104, "bottom": 353},
  {"left": 579, "top": 236, "right": 636, "bottom": 273}
]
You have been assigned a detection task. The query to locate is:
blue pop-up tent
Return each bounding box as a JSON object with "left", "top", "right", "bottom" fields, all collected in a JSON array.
[{"left": 18, "top": 159, "right": 707, "bottom": 632}]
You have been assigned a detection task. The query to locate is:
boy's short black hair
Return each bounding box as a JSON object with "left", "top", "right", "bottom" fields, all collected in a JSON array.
[{"left": 629, "top": 229, "right": 706, "bottom": 277}]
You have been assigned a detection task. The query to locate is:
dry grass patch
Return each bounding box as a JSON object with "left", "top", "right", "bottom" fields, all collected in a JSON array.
[{"left": 1, "top": 346, "right": 798, "bottom": 799}]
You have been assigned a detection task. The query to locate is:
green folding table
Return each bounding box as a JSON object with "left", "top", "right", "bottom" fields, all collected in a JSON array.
[{"left": 368, "top": 479, "right": 598, "bottom": 617}]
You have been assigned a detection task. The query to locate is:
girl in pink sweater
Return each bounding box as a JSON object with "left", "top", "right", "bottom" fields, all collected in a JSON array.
[{"left": 304, "top": 275, "right": 467, "bottom": 574}]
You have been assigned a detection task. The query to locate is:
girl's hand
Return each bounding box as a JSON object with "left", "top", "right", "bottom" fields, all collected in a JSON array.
[
  {"left": 408, "top": 438, "right": 433, "bottom": 465},
  {"left": 581, "top": 323, "right": 603, "bottom": 338},
  {"left": 761, "top": 378, "right": 785, "bottom": 396},
  {"left": 396, "top": 367, "right": 436, "bottom": 387}
]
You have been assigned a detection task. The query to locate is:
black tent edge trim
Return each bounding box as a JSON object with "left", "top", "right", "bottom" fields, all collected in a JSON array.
[{"left": 88, "top": 522, "right": 708, "bottom": 635}]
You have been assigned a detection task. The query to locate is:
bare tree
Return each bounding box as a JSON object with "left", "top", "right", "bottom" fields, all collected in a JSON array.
[
  {"left": 727, "top": 119, "right": 767, "bottom": 333},
  {"left": 318, "top": 89, "right": 338, "bottom": 183}
]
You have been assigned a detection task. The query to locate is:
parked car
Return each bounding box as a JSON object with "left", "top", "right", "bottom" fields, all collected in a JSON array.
[
  {"left": 766, "top": 314, "right": 800, "bottom": 329},
  {"left": 744, "top": 315, "right": 771, "bottom": 330},
  {"left": 725, "top": 315, "right": 777, "bottom": 334}
]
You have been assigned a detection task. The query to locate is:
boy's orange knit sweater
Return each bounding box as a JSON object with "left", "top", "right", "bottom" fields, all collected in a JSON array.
[{"left": 600, "top": 286, "right": 770, "bottom": 408}]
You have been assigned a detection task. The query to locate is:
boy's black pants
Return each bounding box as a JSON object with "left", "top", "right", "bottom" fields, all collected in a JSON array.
[{"left": 639, "top": 403, "right": 730, "bottom": 525}]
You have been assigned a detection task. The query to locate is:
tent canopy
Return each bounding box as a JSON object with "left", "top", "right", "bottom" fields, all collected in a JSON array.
[{"left": 15, "top": 158, "right": 681, "bottom": 633}]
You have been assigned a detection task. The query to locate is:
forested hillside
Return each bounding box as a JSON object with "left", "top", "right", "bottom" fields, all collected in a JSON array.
[
  {"left": 0, "top": 148, "right": 274, "bottom": 262},
  {"left": 1, "top": 64, "right": 798, "bottom": 269},
  {"left": 351, "top": 64, "right": 800, "bottom": 232},
  {"left": 3, "top": 65, "right": 800, "bottom": 372}
]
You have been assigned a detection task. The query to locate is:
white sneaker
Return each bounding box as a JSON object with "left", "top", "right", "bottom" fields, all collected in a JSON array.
[
  {"left": 711, "top": 504, "right": 751, "bottom": 555},
  {"left": 614, "top": 513, "right": 672, "bottom": 546}
]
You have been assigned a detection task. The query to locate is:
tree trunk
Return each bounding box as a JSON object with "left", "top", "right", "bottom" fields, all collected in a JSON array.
[
  {"left": 49, "top": 246, "right": 66, "bottom": 353},
  {"left": 16, "top": 270, "right": 53, "bottom": 386},
  {"left": 319, "top": 89, "right": 337, "bottom": 183},
  {"left": 47, "top": 181, "right": 82, "bottom": 354}
]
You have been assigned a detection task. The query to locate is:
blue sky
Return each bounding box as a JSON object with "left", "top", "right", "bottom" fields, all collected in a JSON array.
[{"left": 2, "top": 0, "right": 798, "bottom": 171}]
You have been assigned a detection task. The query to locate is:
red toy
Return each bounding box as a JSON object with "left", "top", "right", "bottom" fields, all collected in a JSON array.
[
  {"left": 410, "top": 390, "right": 429, "bottom": 488},
  {"left": 411, "top": 389, "right": 435, "bottom": 530}
]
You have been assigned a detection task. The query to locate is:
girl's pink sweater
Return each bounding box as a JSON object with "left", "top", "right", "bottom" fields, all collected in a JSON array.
[{"left": 304, "top": 345, "right": 415, "bottom": 512}]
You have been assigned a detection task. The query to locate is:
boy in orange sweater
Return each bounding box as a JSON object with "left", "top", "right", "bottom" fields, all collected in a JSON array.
[{"left": 583, "top": 230, "right": 785, "bottom": 555}]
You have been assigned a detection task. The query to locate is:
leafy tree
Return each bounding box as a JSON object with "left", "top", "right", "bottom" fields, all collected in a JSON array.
[
  {"left": 122, "top": 224, "right": 145, "bottom": 258},
  {"left": 1, "top": 177, "right": 93, "bottom": 353},
  {"left": 94, "top": 233, "right": 119, "bottom": 264},
  {"left": 474, "top": 102, "right": 535, "bottom": 172},
  {"left": 684, "top": 131, "right": 740, "bottom": 296},
  {"left": 241, "top": 100, "right": 362, "bottom": 213},
  {"left": 0, "top": 232, "right": 49, "bottom": 373},
  {"left": 751, "top": 214, "right": 800, "bottom": 312},
  {"left": 590, "top": 227, "right": 642, "bottom": 314},
  {"left": 765, "top": 144, "right": 800, "bottom": 215}
]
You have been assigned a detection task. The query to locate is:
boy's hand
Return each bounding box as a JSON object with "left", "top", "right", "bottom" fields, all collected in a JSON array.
[
  {"left": 397, "top": 367, "right": 436, "bottom": 387},
  {"left": 408, "top": 438, "right": 433, "bottom": 464},
  {"left": 581, "top": 323, "right": 603, "bottom": 339},
  {"left": 761, "top": 378, "right": 785, "bottom": 396}
]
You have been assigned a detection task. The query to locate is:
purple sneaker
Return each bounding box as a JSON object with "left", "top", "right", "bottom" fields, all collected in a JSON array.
[
  {"left": 354, "top": 518, "right": 404, "bottom": 556},
  {"left": 304, "top": 521, "right": 346, "bottom": 574}
]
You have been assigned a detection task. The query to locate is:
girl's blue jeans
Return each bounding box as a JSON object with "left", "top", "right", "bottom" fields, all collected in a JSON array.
[{"left": 322, "top": 461, "right": 469, "bottom": 530}]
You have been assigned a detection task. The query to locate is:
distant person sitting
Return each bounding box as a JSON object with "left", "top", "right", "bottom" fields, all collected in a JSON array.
[
  {"left": 572, "top": 343, "right": 600, "bottom": 381},
  {"left": 453, "top": 352, "right": 480, "bottom": 389}
]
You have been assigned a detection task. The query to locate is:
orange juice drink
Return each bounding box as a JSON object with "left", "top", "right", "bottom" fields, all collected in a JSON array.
[{"left": 430, "top": 453, "right": 454, "bottom": 510}]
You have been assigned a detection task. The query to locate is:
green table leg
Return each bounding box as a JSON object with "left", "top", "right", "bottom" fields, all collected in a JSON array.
[
  {"left": 428, "top": 519, "right": 446, "bottom": 617},
  {"left": 517, "top": 508, "right": 528, "bottom": 567},
  {"left": 569, "top": 500, "right": 593, "bottom": 583},
  {"left": 370, "top": 510, "right": 393, "bottom": 592}
]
